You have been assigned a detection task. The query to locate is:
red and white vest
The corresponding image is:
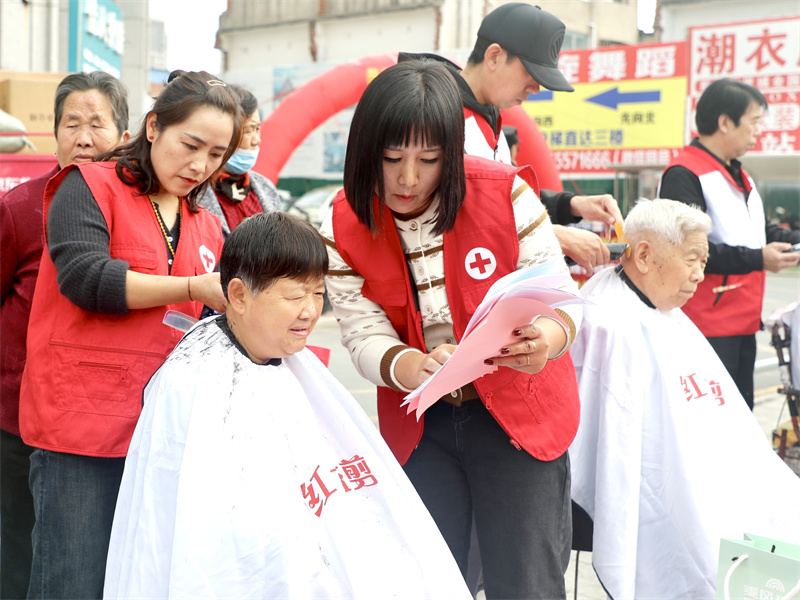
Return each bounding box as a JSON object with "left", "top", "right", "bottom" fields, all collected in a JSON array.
[
  {"left": 464, "top": 107, "right": 512, "bottom": 165},
  {"left": 20, "top": 162, "right": 224, "bottom": 457},
  {"left": 333, "top": 155, "right": 579, "bottom": 465},
  {"left": 665, "top": 145, "right": 766, "bottom": 337}
]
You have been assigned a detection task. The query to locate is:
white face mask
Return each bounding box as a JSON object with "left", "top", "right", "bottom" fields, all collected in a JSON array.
[{"left": 225, "top": 147, "right": 259, "bottom": 175}]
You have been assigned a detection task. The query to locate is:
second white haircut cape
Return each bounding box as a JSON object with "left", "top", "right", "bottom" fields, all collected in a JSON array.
[
  {"left": 104, "top": 316, "right": 470, "bottom": 600},
  {"left": 569, "top": 267, "right": 800, "bottom": 600}
]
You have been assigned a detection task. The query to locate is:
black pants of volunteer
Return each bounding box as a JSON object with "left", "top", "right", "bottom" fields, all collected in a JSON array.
[
  {"left": 403, "top": 399, "right": 572, "bottom": 600},
  {"left": 1, "top": 429, "right": 36, "bottom": 600},
  {"left": 708, "top": 334, "right": 757, "bottom": 410}
]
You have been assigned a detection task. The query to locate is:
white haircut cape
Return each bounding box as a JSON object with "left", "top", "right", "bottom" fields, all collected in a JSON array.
[
  {"left": 104, "top": 317, "right": 470, "bottom": 600},
  {"left": 569, "top": 267, "right": 800, "bottom": 599}
]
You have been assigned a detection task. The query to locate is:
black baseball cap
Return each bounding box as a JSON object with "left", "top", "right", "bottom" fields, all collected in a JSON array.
[{"left": 477, "top": 3, "right": 575, "bottom": 92}]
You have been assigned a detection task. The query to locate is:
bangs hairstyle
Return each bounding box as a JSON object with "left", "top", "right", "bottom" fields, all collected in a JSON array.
[
  {"left": 98, "top": 70, "right": 243, "bottom": 212},
  {"left": 624, "top": 198, "right": 712, "bottom": 248},
  {"left": 343, "top": 60, "right": 466, "bottom": 235},
  {"left": 220, "top": 212, "right": 329, "bottom": 299}
]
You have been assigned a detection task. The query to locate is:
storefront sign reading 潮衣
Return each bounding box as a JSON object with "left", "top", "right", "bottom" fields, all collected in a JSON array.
[{"left": 688, "top": 16, "right": 800, "bottom": 154}]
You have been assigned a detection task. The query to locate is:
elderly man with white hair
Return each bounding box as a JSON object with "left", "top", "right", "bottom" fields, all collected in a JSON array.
[{"left": 569, "top": 198, "right": 800, "bottom": 599}]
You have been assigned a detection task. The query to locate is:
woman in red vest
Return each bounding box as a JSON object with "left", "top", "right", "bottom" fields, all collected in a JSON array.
[
  {"left": 19, "top": 70, "right": 242, "bottom": 600},
  {"left": 318, "top": 60, "right": 582, "bottom": 599}
]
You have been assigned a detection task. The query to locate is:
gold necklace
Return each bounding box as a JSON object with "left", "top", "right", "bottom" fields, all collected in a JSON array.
[{"left": 149, "top": 196, "right": 181, "bottom": 260}]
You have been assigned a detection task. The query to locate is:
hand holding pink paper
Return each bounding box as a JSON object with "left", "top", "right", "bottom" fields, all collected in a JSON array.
[{"left": 403, "top": 261, "right": 585, "bottom": 418}]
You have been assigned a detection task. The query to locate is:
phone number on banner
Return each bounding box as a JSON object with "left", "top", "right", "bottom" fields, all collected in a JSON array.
[{"left": 551, "top": 148, "right": 681, "bottom": 175}]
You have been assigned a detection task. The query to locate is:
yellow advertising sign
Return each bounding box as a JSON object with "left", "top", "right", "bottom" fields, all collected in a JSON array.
[
  {"left": 519, "top": 41, "right": 688, "bottom": 174},
  {"left": 522, "top": 77, "right": 687, "bottom": 150}
]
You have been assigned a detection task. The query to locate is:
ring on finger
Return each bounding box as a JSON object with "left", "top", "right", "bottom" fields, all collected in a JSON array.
[{"left": 525, "top": 354, "right": 530, "bottom": 367}]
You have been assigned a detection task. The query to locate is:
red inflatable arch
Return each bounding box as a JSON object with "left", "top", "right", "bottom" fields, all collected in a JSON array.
[{"left": 255, "top": 53, "right": 563, "bottom": 192}]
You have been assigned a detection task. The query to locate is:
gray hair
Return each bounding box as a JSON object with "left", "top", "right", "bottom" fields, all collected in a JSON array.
[
  {"left": 53, "top": 72, "right": 129, "bottom": 137},
  {"left": 624, "top": 198, "right": 711, "bottom": 247}
]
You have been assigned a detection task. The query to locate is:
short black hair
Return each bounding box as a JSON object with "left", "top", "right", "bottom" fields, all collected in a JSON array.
[
  {"left": 695, "top": 79, "right": 767, "bottom": 135},
  {"left": 343, "top": 60, "right": 466, "bottom": 235},
  {"left": 467, "top": 37, "right": 492, "bottom": 65},
  {"left": 467, "top": 38, "right": 518, "bottom": 67},
  {"left": 220, "top": 212, "right": 328, "bottom": 299}
]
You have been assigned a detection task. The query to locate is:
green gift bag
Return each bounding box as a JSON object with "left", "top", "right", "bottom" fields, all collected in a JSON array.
[{"left": 716, "top": 534, "right": 800, "bottom": 599}]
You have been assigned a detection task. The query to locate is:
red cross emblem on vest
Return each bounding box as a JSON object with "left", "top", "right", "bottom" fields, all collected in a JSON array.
[
  {"left": 464, "top": 247, "right": 496, "bottom": 280},
  {"left": 199, "top": 245, "right": 216, "bottom": 273}
]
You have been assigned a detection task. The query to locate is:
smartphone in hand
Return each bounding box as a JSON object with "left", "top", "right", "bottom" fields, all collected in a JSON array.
[{"left": 782, "top": 243, "right": 800, "bottom": 254}]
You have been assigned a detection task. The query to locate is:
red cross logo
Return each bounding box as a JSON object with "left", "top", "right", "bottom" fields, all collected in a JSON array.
[
  {"left": 470, "top": 253, "right": 492, "bottom": 273},
  {"left": 464, "top": 247, "right": 496, "bottom": 280},
  {"left": 199, "top": 245, "right": 216, "bottom": 273}
]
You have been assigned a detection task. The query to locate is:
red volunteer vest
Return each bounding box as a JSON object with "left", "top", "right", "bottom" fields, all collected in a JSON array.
[
  {"left": 333, "top": 155, "right": 579, "bottom": 465},
  {"left": 666, "top": 146, "right": 765, "bottom": 337},
  {"left": 464, "top": 106, "right": 502, "bottom": 151},
  {"left": 20, "top": 162, "right": 224, "bottom": 457}
]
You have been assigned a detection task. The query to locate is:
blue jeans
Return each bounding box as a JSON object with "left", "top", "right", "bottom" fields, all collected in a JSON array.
[
  {"left": 27, "top": 449, "right": 124, "bottom": 600},
  {"left": 403, "top": 399, "right": 571, "bottom": 600},
  {"left": 1, "top": 429, "right": 35, "bottom": 600}
]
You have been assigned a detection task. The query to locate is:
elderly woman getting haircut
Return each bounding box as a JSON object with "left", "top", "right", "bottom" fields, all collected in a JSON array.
[{"left": 104, "top": 212, "right": 470, "bottom": 600}]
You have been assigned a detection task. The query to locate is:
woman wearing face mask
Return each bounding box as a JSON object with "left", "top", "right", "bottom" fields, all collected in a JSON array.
[{"left": 199, "top": 84, "right": 282, "bottom": 237}]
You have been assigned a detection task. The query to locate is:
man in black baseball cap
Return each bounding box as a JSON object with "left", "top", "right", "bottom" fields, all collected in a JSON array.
[{"left": 476, "top": 2, "right": 574, "bottom": 93}]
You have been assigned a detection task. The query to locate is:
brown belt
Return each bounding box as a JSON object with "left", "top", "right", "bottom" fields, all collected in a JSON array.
[{"left": 440, "top": 382, "right": 480, "bottom": 407}]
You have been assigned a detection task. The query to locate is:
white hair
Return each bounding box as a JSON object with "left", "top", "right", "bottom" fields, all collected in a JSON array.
[{"left": 624, "top": 198, "right": 712, "bottom": 247}]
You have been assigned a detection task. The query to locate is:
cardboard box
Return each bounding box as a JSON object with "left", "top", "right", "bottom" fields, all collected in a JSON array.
[
  {"left": 0, "top": 70, "right": 68, "bottom": 83},
  {"left": 0, "top": 71, "right": 70, "bottom": 156}
]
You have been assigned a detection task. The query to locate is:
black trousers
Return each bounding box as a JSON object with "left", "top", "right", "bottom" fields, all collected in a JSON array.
[
  {"left": 403, "top": 400, "right": 571, "bottom": 600},
  {"left": 707, "top": 333, "right": 757, "bottom": 410},
  {"left": 1, "top": 429, "right": 35, "bottom": 600}
]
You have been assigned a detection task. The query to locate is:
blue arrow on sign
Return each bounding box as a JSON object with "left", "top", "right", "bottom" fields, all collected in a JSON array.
[
  {"left": 586, "top": 87, "right": 661, "bottom": 109},
  {"left": 526, "top": 90, "right": 554, "bottom": 102}
]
